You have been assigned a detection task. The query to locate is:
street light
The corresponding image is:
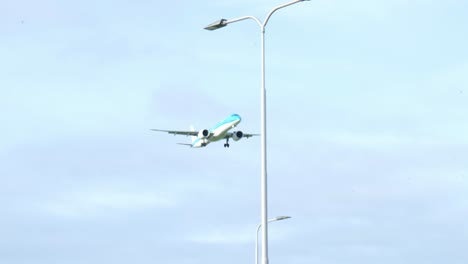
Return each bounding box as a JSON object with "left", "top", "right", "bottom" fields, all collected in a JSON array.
[
  {"left": 256, "top": 216, "right": 291, "bottom": 264},
  {"left": 204, "top": 1, "right": 307, "bottom": 264},
  {"left": 204, "top": 19, "right": 227, "bottom": 31}
]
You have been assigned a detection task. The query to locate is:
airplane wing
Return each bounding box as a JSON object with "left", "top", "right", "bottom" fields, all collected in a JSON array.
[
  {"left": 225, "top": 132, "right": 260, "bottom": 139},
  {"left": 242, "top": 133, "right": 260, "bottom": 138},
  {"left": 151, "top": 129, "right": 198, "bottom": 136},
  {"left": 177, "top": 143, "right": 193, "bottom": 147}
]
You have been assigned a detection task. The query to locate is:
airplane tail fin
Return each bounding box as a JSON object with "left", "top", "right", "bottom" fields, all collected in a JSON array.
[{"left": 190, "top": 125, "right": 196, "bottom": 144}]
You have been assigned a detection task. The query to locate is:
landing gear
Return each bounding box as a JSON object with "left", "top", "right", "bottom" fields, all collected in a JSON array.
[{"left": 224, "top": 138, "right": 230, "bottom": 148}]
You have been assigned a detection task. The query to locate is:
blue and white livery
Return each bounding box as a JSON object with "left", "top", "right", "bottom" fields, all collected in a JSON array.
[{"left": 151, "top": 114, "right": 258, "bottom": 148}]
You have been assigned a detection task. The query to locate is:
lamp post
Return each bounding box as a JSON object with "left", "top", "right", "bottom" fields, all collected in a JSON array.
[
  {"left": 205, "top": 2, "right": 307, "bottom": 264},
  {"left": 256, "top": 216, "right": 291, "bottom": 264}
]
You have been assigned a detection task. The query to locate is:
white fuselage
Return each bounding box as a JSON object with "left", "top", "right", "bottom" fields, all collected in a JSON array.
[{"left": 192, "top": 115, "right": 241, "bottom": 148}]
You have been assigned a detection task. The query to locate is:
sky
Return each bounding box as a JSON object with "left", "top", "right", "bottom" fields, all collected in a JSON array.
[{"left": 1, "top": 0, "right": 468, "bottom": 263}]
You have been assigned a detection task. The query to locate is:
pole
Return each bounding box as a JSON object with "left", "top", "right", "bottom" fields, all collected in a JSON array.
[
  {"left": 256, "top": 217, "right": 291, "bottom": 264},
  {"left": 256, "top": 223, "right": 262, "bottom": 264},
  {"left": 204, "top": 3, "right": 306, "bottom": 264},
  {"left": 260, "top": 25, "right": 269, "bottom": 264}
]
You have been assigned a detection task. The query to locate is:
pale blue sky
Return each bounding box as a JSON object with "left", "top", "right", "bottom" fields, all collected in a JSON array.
[{"left": 1, "top": 0, "right": 468, "bottom": 263}]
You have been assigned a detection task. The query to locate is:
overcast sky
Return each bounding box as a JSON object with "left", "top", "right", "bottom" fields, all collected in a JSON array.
[{"left": 1, "top": 0, "right": 468, "bottom": 263}]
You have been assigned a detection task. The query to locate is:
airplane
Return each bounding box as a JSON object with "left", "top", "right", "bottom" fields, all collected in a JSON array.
[{"left": 151, "top": 113, "right": 259, "bottom": 148}]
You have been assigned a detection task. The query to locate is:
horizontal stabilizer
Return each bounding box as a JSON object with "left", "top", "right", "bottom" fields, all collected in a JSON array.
[{"left": 177, "top": 143, "right": 192, "bottom": 147}]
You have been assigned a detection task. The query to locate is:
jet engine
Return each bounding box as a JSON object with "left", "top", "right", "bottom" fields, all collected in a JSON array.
[
  {"left": 232, "top": 131, "right": 243, "bottom": 141},
  {"left": 198, "top": 129, "right": 210, "bottom": 139}
]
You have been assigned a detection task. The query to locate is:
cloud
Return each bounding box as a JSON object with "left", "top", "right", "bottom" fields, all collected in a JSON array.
[
  {"left": 38, "top": 189, "right": 178, "bottom": 219},
  {"left": 187, "top": 228, "right": 252, "bottom": 244},
  {"left": 288, "top": 0, "right": 425, "bottom": 23}
]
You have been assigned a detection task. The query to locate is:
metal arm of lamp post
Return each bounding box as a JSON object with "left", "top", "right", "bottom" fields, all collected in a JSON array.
[
  {"left": 255, "top": 216, "right": 291, "bottom": 264},
  {"left": 205, "top": 2, "right": 308, "bottom": 264}
]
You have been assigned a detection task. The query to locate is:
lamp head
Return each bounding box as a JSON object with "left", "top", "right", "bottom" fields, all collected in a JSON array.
[
  {"left": 204, "top": 19, "right": 228, "bottom": 31},
  {"left": 275, "top": 216, "right": 291, "bottom": 221}
]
